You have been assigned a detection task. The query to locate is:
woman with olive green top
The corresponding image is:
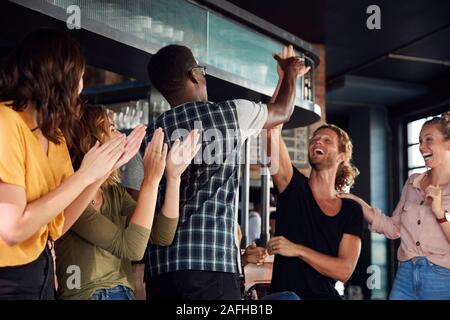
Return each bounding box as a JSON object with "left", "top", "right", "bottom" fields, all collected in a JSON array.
[
  {"left": 56, "top": 184, "right": 178, "bottom": 300},
  {"left": 56, "top": 106, "right": 200, "bottom": 300}
]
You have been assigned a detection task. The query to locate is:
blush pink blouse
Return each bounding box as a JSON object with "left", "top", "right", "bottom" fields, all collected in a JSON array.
[{"left": 370, "top": 172, "right": 450, "bottom": 269}]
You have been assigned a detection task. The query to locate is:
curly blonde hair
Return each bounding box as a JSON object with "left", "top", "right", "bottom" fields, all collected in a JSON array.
[{"left": 312, "top": 124, "right": 360, "bottom": 192}]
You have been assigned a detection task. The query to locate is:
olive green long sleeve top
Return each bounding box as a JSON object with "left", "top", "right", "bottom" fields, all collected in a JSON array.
[{"left": 55, "top": 184, "right": 178, "bottom": 300}]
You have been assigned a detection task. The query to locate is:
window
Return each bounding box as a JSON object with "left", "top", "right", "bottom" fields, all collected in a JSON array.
[{"left": 406, "top": 115, "right": 439, "bottom": 177}]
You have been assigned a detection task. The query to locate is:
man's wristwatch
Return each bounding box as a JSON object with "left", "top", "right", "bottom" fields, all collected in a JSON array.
[{"left": 436, "top": 210, "right": 450, "bottom": 224}]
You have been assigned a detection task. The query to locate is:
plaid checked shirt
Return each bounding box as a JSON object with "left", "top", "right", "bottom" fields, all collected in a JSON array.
[{"left": 144, "top": 100, "right": 243, "bottom": 278}]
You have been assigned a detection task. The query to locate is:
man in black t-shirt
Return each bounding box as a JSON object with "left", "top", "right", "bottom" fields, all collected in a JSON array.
[{"left": 266, "top": 122, "right": 364, "bottom": 300}]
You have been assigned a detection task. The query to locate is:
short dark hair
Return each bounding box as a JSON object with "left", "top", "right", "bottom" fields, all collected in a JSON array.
[{"left": 147, "top": 45, "right": 198, "bottom": 98}]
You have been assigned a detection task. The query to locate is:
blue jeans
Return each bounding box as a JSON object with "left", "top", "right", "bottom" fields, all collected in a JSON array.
[
  {"left": 261, "top": 291, "right": 301, "bottom": 300},
  {"left": 90, "top": 285, "right": 135, "bottom": 300},
  {"left": 390, "top": 257, "right": 450, "bottom": 300}
]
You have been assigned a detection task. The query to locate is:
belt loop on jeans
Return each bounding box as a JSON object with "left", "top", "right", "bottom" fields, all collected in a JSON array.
[{"left": 411, "top": 256, "right": 428, "bottom": 265}]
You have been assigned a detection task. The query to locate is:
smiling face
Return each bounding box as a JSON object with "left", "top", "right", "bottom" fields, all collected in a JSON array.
[
  {"left": 419, "top": 123, "right": 450, "bottom": 169},
  {"left": 308, "top": 128, "right": 345, "bottom": 171}
]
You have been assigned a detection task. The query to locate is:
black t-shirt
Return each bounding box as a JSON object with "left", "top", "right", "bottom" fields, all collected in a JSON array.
[{"left": 270, "top": 166, "right": 364, "bottom": 300}]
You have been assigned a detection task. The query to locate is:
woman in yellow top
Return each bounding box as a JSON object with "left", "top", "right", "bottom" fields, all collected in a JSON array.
[
  {"left": 56, "top": 106, "right": 200, "bottom": 300},
  {"left": 0, "top": 29, "right": 145, "bottom": 299}
]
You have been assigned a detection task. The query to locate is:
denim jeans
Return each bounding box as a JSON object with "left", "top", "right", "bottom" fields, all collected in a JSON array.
[
  {"left": 261, "top": 291, "right": 301, "bottom": 300},
  {"left": 390, "top": 257, "right": 450, "bottom": 300},
  {"left": 90, "top": 285, "right": 134, "bottom": 300}
]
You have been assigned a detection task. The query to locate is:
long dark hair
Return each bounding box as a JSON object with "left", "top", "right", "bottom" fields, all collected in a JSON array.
[{"left": 0, "top": 29, "right": 85, "bottom": 146}]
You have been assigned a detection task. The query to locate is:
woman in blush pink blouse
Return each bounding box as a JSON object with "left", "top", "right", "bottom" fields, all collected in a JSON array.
[{"left": 339, "top": 112, "right": 450, "bottom": 300}]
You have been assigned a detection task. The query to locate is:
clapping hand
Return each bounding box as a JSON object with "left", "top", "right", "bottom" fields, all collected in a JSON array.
[
  {"left": 143, "top": 128, "right": 168, "bottom": 185},
  {"left": 166, "top": 129, "right": 201, "bottom": 180},
  {"left": 113, "top": 124, "right": 147, "bottom": 170},
  {"left": 79, "top": 135, "right": 126, "bottom": 184}
]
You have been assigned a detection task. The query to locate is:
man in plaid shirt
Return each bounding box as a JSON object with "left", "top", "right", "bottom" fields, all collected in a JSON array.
[{"left": 121, "top": 44, "right": 309, "bottom": 300}]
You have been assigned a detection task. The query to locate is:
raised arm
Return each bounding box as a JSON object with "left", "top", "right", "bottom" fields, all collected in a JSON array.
[
  {"left": 265, "top": 45, "right": 306, "bottom": 192},
  {"left": 264, "top": 45, "right": 310, "bottom": 129},
  {"left": 267, "top": 124, "right": 293, "bottom": 194}
]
